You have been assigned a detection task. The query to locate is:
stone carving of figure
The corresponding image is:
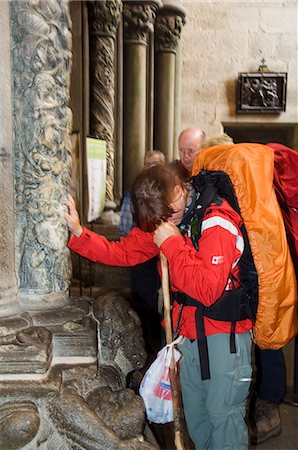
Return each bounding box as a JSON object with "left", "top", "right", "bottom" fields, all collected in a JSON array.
[
  {"left": 0, "top": 401, "right": 40, "bottom": 450},
  {"left": 93, "top": 292, "right": 147, "bottom": 377},
  {"left": 10, "top": 0, "right": 73, "bottom": 295},
  {"left": 47, "top": 387, "right": 156, "bottom": 450}
]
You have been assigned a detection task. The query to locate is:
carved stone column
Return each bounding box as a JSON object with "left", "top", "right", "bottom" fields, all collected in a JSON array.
[
  {"left": 154, "top": 4, "right": 186, "bottom": 162},
  {"left": 0, "top": 0, "right": 19, "bottom": 316},
  {"left": 88, "top": 0, "right": 122, "bottom": 214},
  {"left": 10, "top": 0, "right": 73, "bottom": 309},
  {"left": 123, "top": 0, "right": 161, "bottom": 191}
]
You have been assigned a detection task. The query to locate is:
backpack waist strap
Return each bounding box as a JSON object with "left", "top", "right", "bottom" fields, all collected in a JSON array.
[{"left": 173, "top": 288, "right": 252, "bottom": 380}]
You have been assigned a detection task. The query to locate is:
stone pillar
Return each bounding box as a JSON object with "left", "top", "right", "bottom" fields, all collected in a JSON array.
[
  {"left": 0, "top": 0, "right": 19, "bottom": 317},
  {"left": 88, "top": 0, "right": 122, "bottom": 214},
  {"left": 10, "top": 0, "right": 73, "bottom": 310},
  {"left": 123, "top": 0, "right": 161, "bottom": 191},
  {"left": 154, "top": 3, "right": 185, "bottom": 162},
  {"left": 174, "top": 43, "right": 182, "bottom": 159}
]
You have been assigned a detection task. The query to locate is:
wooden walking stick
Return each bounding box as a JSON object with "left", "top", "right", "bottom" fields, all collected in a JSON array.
[{"left": 160, "top": 252, "right": 185, "bottom": 450}]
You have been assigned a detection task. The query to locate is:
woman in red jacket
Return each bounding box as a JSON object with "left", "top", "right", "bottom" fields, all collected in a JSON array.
[{"left": 64, "top": 165, "right": 252, "bottom": 450}]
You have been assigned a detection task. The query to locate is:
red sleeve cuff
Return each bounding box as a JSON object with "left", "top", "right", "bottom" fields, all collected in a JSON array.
[
  {"left": 68, "top": 227, "right": 92, "bottom": 250},
  {"left": 160, "top": 234, "right": 185, "bottom": 259}
]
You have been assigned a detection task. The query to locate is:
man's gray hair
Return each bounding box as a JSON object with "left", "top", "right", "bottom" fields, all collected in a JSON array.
[{"left": 144, "top": 149, "right": 165, "bottom": 164}]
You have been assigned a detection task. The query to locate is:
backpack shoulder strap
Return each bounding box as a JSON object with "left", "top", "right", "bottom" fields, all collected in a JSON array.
[{"left": 189, "top": 171, "right": 220, "bottom": 248}]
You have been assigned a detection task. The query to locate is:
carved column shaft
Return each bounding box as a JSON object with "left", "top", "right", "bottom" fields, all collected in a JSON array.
[
  {"left": 10, "top": 0, "right": 73, "bottom": 308},
  {"left": 123, "top": 1, "right": 160, "bottom": 191},
  {"left": 154, "top": 5, "right": 185, "bottom": 162},
  {"left": 0, "top": 0, "right": 18, "bottom": 316},
  {"left": 88, "top": 0, "right": 122, "bottom": 208}
]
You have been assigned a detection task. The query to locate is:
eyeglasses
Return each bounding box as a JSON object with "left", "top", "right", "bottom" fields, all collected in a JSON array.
[
  {"left": 179, "top": 147, "right": 198, "bottom": 156},
  {"left": 169, "top": 190, "right": 184, "bottom": 212}
]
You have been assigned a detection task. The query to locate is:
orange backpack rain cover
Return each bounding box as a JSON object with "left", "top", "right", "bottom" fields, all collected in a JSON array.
[{"left": 192, "top": 143, "right": 298, "bottom": 349}]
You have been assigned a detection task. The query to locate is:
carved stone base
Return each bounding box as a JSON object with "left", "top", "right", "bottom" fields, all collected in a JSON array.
[
  {"left": 0, "top": 292, "right": 156, "bottom": 449},
  {"left": 0, "top": 327, "right": 52, "bottom": 376}
]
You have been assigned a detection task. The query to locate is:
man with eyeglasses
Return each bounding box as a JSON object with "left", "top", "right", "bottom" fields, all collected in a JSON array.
[{"left": 171, "top": 127, "right": 206, "bottom": 180}]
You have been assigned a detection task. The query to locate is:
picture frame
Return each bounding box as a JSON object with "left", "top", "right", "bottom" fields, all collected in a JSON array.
[{"left": 237, "top": 72, "right": 287, "bottom": 114}]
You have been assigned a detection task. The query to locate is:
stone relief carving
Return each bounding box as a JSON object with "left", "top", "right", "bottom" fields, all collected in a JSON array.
[
  {"left": 123, "top": 1, "right": 159, "bottom": 45},
  {"left": 10, "top": 0, "right": 73, "bottom": 295},
  {"left": 155, "top": 11, "right": 186, "bottom": 53},
  {"left": 0, "top": 326, "right": 52, "bottom": 374},
  {"left": 93, "top": 292, "right": 147, "bottom": 377},
  {"left": 89, "top": 0, "right": 122, "bottom": 208},
  {"left": 88, "top": 0, "right": 122, "bottom": 39},
  {"left": 47, "top": 386, "right": 155, "bottom": 450},
  {"left": 0, "top": 292, "right": 155, "bottom": 448},
  {"left": 0, "top": 401, "right": 40, "bottom": 450}
]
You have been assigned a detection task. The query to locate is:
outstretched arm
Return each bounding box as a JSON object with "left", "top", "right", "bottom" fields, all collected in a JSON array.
[{"left": 63, "top": 194, "right": 159, "bottom": 267}]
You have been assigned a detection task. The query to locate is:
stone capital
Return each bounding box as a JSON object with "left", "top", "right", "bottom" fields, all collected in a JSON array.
[
  {"left": 88, "top": 0, "right": 122, "bottom": 39},
  {"left": 155, "top": 3, "right": 186, "bottom": 53},
  {"left": 123, "top": 0, "right": 162, "bottom": 45}
]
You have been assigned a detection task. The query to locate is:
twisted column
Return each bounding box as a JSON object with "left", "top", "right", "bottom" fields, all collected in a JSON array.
[{"left": 88, "top": 0, "right": 122, "bottom": 209}]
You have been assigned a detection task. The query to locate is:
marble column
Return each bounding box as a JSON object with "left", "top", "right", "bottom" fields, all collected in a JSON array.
[
  {"left": 10, "top": 0, "right": 73, "bottom": 310},
  {"left": 154, "top": 3, "right": 186, "bottom": 162},
  {"left": 88, "top": 0, "right": 122, "bottom": 214},
  {"left": 0, "top": 0, "right": 19, "bottom": 317},
  {"left": 122, "top": 0, "right": 161, "bottom": 191}
]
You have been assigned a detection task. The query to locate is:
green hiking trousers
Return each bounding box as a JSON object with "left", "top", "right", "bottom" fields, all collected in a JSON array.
[{"left": 178, "top": 332, "right": 252, "bottom": 450}]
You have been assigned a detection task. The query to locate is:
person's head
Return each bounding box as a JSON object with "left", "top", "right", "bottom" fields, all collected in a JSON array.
[
  {"left": 131, "top": 165, "right": 188, "bottom": 231},
  {"left": 178, "top": 127, "right": 206, "bottom": 172},
  {"left": 144, "top": 150, "right": 165, "bottom": 167},
  {"left": 200, "top": 133, "right": 234, "bottom": 149}
]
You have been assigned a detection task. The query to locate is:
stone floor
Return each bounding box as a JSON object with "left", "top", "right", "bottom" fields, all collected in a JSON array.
[
  {"left": 148, "top": 399, "right": 298, "bottom": 449},
  {"left": 250, "top": 400, "right": 298, "bottom": 450}
]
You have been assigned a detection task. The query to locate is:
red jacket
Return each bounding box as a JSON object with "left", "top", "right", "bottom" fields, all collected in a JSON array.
[{"left": 68, "top": 199, "right": 252, "bottom": 339}]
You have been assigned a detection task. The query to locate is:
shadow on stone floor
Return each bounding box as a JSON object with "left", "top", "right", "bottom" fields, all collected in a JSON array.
[
  {"left": 146, "top": 402, "right": 298, "bottom": 450},
  {"left": 249, "top": 402, "right": 298, "bottom": 450}
]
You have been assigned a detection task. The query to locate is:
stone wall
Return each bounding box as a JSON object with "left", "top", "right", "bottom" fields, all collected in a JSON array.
[{"left": 180, "top": 1, "right": 298, "bottom": 145}]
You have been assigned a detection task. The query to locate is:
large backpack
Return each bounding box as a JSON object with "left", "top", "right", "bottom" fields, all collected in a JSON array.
[
  {"left": 192, "top": 143, "right": 298, "bottom": 350},
  {"left": 267, "top": 142, "right": 298, "bottom": 278}
]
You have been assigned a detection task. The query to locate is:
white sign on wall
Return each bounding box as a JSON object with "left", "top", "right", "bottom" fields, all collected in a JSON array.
[{"left": 86, "top": 137, "right": 106, "bottom": 223}]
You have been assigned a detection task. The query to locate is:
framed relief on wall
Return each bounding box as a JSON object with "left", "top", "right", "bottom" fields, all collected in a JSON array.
[{"left": 237, "top": 72, "right": 287, "bottom": 114}]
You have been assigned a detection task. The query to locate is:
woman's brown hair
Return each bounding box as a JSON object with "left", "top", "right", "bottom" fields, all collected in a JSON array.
[{"left": 131, "top": 165, "right": 182, "bottom": 232}]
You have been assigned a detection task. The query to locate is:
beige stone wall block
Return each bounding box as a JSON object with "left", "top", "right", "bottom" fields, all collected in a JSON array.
[
  {"left": 181, "top": 95, "right": 216, "bottom": 129},
  {"left": 227, "top": 6, "right": 259, "bottom": 32},
  {"left": 196, "top": 80, "right": 218, "bottom": 102},
  {"left": 275, "top": 33, "right": 298, "bottom": 62},
  {"left": 190, "top": 4, "right": 230, "bottom": 32},
  {"left": 260, "top": 4, "right": 297, "bottom": 33},
  {"left": 194, "top": 104, "right": 217, "bottom": 130},
  {"left": 204, "top": 56, "right": 241, "bottom": 81},
  {"left": 216, "top": 79, "right": 236, "bottom": 107},
  {"left": 213, "top": 30, "right": 249, "bottom": 60},
  {"left": 248, "top": 32, "right": 278, "bottom": 62},
  {"left": 181, "top": 56, "right": 208, "bottom": 81}
]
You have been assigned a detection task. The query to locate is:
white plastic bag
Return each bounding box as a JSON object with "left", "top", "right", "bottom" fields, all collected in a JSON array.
[{"left": 139, "top": 336, "right": 183, "bottom": 424}]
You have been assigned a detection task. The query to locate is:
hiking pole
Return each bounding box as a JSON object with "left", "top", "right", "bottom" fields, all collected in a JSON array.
[{"left": 160, "top": 252, "right": 185, "bottom": 450}]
